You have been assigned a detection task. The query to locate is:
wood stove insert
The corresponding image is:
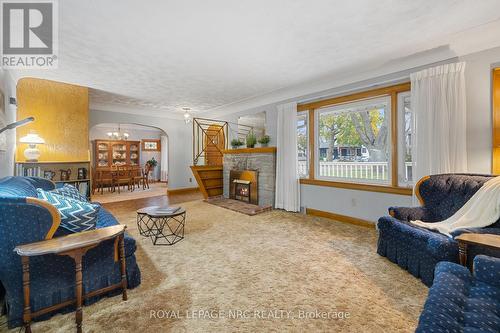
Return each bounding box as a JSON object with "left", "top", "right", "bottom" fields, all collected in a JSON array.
[{"left": 229, "top": 170, "right": 258, "bottom": 205}]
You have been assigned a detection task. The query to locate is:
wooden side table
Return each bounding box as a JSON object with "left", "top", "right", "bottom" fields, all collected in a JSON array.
[
  {"left": 455, "top": 233, "right": 500, "bottom": 267},
  {"left": 14, "top": 225, "right": 128, "bottom": 333}
]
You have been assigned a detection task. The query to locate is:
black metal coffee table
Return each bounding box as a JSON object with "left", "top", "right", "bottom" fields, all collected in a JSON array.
[{"left": 136, "top": 206, "right": 186, "bottom": 245}]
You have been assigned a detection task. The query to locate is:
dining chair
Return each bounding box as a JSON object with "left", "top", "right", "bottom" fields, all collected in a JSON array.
[
  {"left": 95, "top": 170, "right": 115, "bottom": 194},
  {"left": 130, "top": 167, "right": 143, "bottom": 191},
  {"left": 142, "top": 164, "right": 151, "bottom": 190},
  {"left": 115, "top": 167, "right": 132, "bottom": 193}
]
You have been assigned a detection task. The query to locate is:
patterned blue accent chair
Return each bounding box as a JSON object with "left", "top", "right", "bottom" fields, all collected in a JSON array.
[
  {"left": 416, "top": 255, "right": 500, "bottom": 333},
  {"left": 0, "top": 176, "right": 141, "bottom": 328},
  {"left": 377, "top": 174, "right": 500, "bottom": 286}
]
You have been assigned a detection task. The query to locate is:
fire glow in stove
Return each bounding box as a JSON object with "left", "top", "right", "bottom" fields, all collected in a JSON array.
[{"left": 229, "top": 169, "right": 258, "bottom": 205}]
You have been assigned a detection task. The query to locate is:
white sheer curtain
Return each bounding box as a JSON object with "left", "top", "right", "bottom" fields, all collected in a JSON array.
[
  {"left": 411, "top": 62, "right": 468, "bottom": 184},
  {"left": 160, "top": 135, "right": 168, "bottom": 182},
  {"left": 275, "top": 101, "right": 300, "bottom": 212}
]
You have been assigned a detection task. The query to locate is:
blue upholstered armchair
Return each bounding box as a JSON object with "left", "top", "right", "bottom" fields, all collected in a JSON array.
[
  {"left": 377, "top": 174, "right": 500, "bottom": 286},
  {"left": 416, "top": 255, "right": 500, "bottom": 332},
  {"left": 0, "top": 176, "right": 141, "bottom": 328}
]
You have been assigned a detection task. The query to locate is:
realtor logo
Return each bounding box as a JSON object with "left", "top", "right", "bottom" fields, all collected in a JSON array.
[{"left": 1, "top": 0, "right": 58, "bottom": 68}]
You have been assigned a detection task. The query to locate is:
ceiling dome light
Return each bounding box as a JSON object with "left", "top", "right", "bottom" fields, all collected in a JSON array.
[{"left": 183, "top": 107, "right": 192, "bottom": 124}]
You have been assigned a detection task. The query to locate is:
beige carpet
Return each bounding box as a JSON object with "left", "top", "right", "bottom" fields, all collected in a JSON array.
[
  {"left": 91, "top": 182, "right": 168, "bottom": 204},
  {"left": 17, "top": 200, "right": 427, "bottom": 333}
]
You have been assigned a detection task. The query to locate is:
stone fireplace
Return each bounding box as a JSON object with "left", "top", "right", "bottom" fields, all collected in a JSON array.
[
  {"left": 229, "top": 170, "right": 258, "bottom": 205},
  {"left": 223, "top": 148, "right": 276, "bottom": 207}
]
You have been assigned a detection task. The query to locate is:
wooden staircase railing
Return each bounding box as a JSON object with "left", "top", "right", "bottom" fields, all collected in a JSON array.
[
  {"left": 192, "top": 118, "right": 228, "bottom": 166},
  {"left": 190, "top": 117, "right": 253, "bottom": 198}
]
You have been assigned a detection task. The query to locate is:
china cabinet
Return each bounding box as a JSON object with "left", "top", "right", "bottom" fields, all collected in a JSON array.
[{"left": 94, "top": 140, "right": 141, "bottom": 170}]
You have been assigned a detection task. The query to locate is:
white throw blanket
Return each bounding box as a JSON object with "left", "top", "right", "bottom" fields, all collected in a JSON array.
[{"left": 410, "top": 176, "right": 500, "bottom": 237}]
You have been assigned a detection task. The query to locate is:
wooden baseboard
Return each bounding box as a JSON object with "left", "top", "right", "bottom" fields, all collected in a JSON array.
[
  {"left": 167, "top": 186, "right": 199, "bottom": 194},
  {"left": 305, "top": 208, "right": 375, "bottom": 228}
]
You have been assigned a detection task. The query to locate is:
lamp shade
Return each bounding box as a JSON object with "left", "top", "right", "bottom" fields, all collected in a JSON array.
[{"left": 19, "top": 133, "right": 45, "bottom": 144}]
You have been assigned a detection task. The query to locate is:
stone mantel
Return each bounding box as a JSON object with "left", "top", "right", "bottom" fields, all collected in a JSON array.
[
  {"left": 222, "top": 147, "right": 276, "bottom": 154},
  {"left": 223, "top": 147, "right": 276, "bottom": 207}
]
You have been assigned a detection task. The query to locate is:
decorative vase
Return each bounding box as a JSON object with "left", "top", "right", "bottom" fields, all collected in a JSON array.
[{"left": 260, "top": 143, "right": 268, "bottom": 147}]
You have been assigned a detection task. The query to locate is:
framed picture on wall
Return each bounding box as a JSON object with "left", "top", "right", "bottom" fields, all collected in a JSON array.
[{"left": 142, "top": 139, "right": 161, "bottom": 151}]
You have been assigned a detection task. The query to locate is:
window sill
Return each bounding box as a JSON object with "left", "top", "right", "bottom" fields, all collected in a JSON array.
[{"left": 299, "top": 178, "right": 413, "bottom": 196}]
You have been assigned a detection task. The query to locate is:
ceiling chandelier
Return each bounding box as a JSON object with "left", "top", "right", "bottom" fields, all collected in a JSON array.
[
  {"left": 107, "top": 124, "right": 129, "bottom": 140},
  {"left": 183, "top": 107, "right": 192, "bottom": 124}
]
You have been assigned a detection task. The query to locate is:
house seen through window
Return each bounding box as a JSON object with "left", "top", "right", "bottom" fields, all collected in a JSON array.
[{"left": 315, "top": 96, "right": 391, "bottom": 184}]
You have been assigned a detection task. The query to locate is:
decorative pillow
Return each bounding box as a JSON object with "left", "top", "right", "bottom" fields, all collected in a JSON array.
[
  {"left": 37, "top": 189, "right": 99, "bottom": 233},
  {"left": 50, "top": 183, "right": 88, "bottom": 202}
]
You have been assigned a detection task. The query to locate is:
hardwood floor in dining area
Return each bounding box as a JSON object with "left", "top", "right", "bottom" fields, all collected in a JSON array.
[
  {"left": 92, "top": 182, "right": 176, "bottom": 204},
  {"left": 101, "top": 188, "right": 203, "bottom": 216}
]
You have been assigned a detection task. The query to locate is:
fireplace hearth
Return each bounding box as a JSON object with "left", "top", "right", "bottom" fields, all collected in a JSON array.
[
  {"left": 223, "top": 148, "right": 276, "bottom": 207},
  {"left": 229, "top": 170, "right": 258, "bottom": 205}
]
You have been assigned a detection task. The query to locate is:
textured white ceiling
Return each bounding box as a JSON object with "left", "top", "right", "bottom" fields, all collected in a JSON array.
[
  {"left": 93, "top": 123, "right": 163, "bottom": 132},
  {"left": 8, "top": 0, "right": 500, "bottom": 117}
]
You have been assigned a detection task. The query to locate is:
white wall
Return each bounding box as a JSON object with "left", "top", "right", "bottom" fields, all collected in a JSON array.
[
  {"left": 462, "top": 48, "right": 500, "bottom": 173},
  {"left": 229, "top": 46, "right": 500, "bottom": 222},
  {"left": 301, "top": 185, "right": 412, "bottom": 222},
  {"left": 90, "top": 125, "right": 164, "bottom": 180},
  {"left": 0, "top": 70, "right": 17, "bottom": 178},
  {"left": 89, "top": 110, "right": 194, "bottom": 189}
]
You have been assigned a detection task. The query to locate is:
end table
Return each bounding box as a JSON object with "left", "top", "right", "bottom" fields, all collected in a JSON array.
[
  {"left": 14, "top": 225, "right": 128, "bottom": 333},
  {"left": 455, "top": 233, "right": 500, "bottom": 268}
]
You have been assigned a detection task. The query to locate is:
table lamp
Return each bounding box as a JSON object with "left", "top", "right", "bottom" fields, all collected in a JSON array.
[{"left": 19, "top": 131, "right": 45, "bottom": 162}]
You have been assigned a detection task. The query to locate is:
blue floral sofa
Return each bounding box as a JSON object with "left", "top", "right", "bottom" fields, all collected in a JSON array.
[
  {"left": 416, "top": 255, "right": 500, "bottom": 332},
  {"left": 0, "top": 176, "right": 141, "bottom": 328},
  {"left": 377, "top": 174, "right": 500, "bottom": 286}
]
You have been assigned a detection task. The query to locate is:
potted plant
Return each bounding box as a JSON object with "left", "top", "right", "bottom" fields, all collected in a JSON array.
[
  {"left": 258, "top": 135, "right": 270, "bottom": 147},
  {"left": 246, "top": 132, "right": 257, "bottom": 148},
  {"left": 231, "top": 138, "right": 244, "bottom": 149},
  {"left": 146, "top": 157, "right": 158, "bottom": 170}
]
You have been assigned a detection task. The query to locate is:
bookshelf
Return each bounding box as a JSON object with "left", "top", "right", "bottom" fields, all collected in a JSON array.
[{"left": 15, "top": 161, "right": 92, "bottom": 199}]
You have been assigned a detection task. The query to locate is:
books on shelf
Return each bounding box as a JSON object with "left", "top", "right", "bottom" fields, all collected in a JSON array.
[{"left": 16, "top": 164, "right": 43, "bottom": 177}]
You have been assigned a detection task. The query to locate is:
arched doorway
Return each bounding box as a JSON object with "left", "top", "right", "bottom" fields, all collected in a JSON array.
[{"left": 89, "top": 123, "right": 169, "bottom": 203}]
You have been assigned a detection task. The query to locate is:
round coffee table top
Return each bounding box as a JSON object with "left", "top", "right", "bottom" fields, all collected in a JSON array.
[{"left": 137, "top": 206, "right": 186, "bottom": 218}]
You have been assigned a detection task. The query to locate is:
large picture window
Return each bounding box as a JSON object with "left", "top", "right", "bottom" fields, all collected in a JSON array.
[
  {"left": 297, "top": 111, "right": 309, "bottom": 178},
  {"left": 297, "top": 82, "right": 413, "bottom": 195},
  {"left": 316, "top": 96, "right": 391, "bottom": 184},
  {"left": 398, "top": 92, "right": 413, "bottom": 185}
]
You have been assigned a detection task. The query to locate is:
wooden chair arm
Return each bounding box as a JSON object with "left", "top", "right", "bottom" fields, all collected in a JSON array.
[
  {"left": 26, "top": 197, "right": 61, "bottom": 240},
  {"left": 14, "top": 225, "right": 126, "bottom": 257}
]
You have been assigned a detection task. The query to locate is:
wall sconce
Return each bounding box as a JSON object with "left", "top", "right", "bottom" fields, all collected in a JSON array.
[{"left": 19, "top": 131, "right": 45, "bottom": 162}]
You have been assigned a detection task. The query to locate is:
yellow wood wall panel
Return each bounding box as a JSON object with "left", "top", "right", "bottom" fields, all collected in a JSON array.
[
  {"left": 493, "top": 69, "right": 500, "bottom": 174},
  {"left": 16, "top": 78, "right": 89, "bottom": 162}
]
